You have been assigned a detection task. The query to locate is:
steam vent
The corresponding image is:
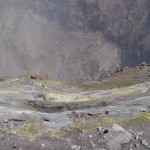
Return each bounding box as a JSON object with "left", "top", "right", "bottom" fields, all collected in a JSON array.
[{"left": 0, "top": 0, "right": 150, "bottom": 150}]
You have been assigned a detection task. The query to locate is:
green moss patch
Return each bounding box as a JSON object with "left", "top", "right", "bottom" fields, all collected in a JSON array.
[
  {"left": 16, "top": 121, "right": 47, "bottom": 138},
  {"left": 73, "top": 112, "right": 150, "bottom": 131},
  {"left": 15, "top": 121, "right": 65, "bottom": 139}
]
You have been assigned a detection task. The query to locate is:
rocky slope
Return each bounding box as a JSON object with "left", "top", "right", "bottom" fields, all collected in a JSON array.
[
  {"left": 0, "top": 65, "right": 150, "bottom": 150},
  {"left": 0, "top": 0, "right": 150, "bottom": 80}
]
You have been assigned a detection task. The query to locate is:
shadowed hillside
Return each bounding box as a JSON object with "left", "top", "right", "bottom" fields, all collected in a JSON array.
[{"left": 0, "top": 0, "right": 150, "bottom": 80}]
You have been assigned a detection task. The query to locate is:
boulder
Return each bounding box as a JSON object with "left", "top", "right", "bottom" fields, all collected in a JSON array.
[
  {"left": 107, "top": 124, "right": 132, "bottom": 150},
  {"left": 141, "top": 62, "right": 147, "bottom": 66}
]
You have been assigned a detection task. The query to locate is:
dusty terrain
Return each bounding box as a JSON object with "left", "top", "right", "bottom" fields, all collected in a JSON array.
[
  {"left": 0, "top": 64, "right": 150, "bottom": 150},
  {"left": 0, "top": 0, "right": 150, "bottom": 80},
  {"left": 0, "top": 1, "right": 150, "bottom": 149}
]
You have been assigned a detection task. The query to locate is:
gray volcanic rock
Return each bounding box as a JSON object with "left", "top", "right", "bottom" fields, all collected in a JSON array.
[
  {"left": 107, "top": 124, "right": 132, "bottom": 150},
  {"left": 0, "top": 71, "right": 149, "bottom": 150},
  {"left": 65, "top": 0, "right": 150, "bottom": 66},
  {"left": 0, "top": 0, "right": 150, "bottom": 80}
]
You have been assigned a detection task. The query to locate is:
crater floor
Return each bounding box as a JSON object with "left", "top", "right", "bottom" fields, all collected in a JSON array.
[{"left": 0, "top": 65, "right": 150, "bottom": 149}]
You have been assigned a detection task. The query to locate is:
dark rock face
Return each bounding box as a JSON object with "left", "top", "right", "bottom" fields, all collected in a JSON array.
[
  {"left": 0, "top": 0, "right": 150, "bottom": 80},
  {"left": 66, "top": 0, "right": 150, "bottom": 66}
]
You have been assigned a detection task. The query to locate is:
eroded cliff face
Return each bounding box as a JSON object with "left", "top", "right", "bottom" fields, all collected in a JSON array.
[
  {"left": 0, "top": 0, "right": 150, "bottom": 80},
  {"left": 65, "top": 0, "right": 150, "bottom": 66}
]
